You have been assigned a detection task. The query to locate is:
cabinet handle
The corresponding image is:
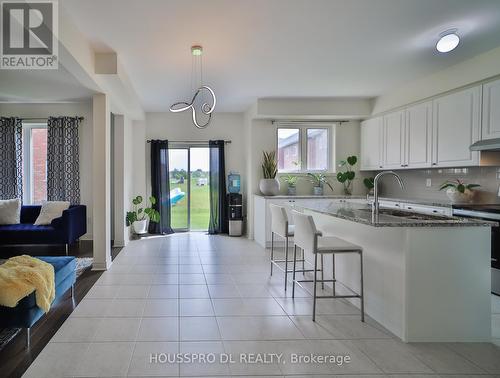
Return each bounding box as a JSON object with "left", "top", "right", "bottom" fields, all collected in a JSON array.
[{"left": 432, "top": 163, "right": 437, "bottom": 166}]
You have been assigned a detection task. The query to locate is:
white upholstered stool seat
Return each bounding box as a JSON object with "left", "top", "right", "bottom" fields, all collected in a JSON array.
[{"left": 317, "top": 236, "right": 361, "bottom": 252}]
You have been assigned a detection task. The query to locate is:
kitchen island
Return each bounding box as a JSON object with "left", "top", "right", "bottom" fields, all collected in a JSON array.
[{"left": 295, "top": 200, "right": 494, "bottom": 342}]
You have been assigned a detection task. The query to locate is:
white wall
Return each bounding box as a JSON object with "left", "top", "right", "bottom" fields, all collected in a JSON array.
[
  {"left": 245, "top": 118, "right": 368, "bottom": 238},
  {"left": 372, "top": 45, "right": 500, "bottom": 115},
  {"left": 0, "top": 101, "right": 94, "bottom": 238},
  {"left": 113, "top": 114, "right": 136, "bottom": 246},
  {"left": 143, "top": 111, "right": 246, "bottom": 220}
]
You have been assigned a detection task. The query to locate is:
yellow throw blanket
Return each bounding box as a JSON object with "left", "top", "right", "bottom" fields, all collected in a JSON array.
[{"left": 0, "top": 255, "right": 55, "bottom": 313}]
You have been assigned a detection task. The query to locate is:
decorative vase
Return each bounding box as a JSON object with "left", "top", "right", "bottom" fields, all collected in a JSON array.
[
  {"left": 287, "top": 186, "right": 296, "bottom": 196},
  {"left": 343, "top": 182, "right": 353, "bottom": 196},
  {"left": 313, "top": 186, "right": 323, "bottom": 196},
  {"left": 259, "top": 178, "right": 280, "bottom": 196},
  {"left": 133, "top": 219, "right": 148, "bottom": 234},
  {"left": 445, "top": 188, "right": 474, "bottom": 203}
]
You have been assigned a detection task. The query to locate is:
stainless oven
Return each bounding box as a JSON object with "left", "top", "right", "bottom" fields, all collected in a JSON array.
[{"left": 453, "top": 205, "right": 500, "bottom": 295}]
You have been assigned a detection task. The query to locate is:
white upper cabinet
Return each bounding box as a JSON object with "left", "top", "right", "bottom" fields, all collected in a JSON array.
[
  {"left": 482, "top": 78, "right": 500, "bottom": 140},
  {"left": 360, "top": 117, "right": 382, "bottom": 170},
  {"left": 432, "top": 86, "right": 481, "bottom": 167},
  {"left": 382, "top": 110, "right": 405, "bottom": 169},
  {"left": 405, "top": 101, "right": 432, "bottom": 168}
]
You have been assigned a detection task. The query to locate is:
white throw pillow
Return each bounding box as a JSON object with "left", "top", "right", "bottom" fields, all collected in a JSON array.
[
  {"left": 0, "top": 198, "right": 21, "bottom": 225},
  {"left": 34, "top": 201, "right": 70, "bottom": 225}
]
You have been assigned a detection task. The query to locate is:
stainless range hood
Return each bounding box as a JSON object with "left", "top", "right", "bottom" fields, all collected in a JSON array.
[{"left": 470, "top": 138, "right": 500, "bottom": 151}]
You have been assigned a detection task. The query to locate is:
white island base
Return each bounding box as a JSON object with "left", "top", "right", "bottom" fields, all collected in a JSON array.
[{"left": 305, "top": 210, "right": 492, "bottom": 342}]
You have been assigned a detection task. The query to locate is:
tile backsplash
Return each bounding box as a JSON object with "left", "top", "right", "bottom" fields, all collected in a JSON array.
[{"left": 379, "top": 167, "right": 500, "bottom": 204}]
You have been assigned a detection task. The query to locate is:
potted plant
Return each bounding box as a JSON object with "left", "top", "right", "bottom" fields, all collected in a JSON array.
[
  {"left": 259, "top": 151, "right": 280, "bottom": 196},
  {"left": 307, "top": 172, "right": 334, "bottom": 195},
  {"left": 336, "top": 156, "right": 357, "bottom": 195},
  {"left": 281, "top": 174, "right": 299, "bottom": 195},
  {"left": 439, "top": 179, "right": 480, "bottom": 203},
  {"left": 363, "top": 177, "right": 375, "bottom": 197},
  {"left": 126, "top": 195, "right": 160, "bottom": 234}
]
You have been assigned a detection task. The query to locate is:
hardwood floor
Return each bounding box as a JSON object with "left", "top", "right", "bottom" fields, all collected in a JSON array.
[{"left": 0, "top": 242, "right": 122, "bottom": 378}]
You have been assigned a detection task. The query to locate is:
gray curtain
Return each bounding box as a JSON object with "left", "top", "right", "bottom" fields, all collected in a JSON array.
[
  {"left": 208, "top": 140, "right": 228, "bottom": 234},
  {"left": 0, "top": 117, "right": 23, "bottom": 200},
  {"left": 47, "top": 117, "right": 81, "bottom": 204},
  {"left": 149, "top": 140, "right": 174, "bottom": 234}
]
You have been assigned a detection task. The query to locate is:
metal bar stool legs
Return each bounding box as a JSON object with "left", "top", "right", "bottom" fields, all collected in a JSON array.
[
  {"left": 270, "top": 233, "right": 274, "bottom": 276},
  {"left": 360, "top": 251, "right": 365, "bottom": 322},
  {"left": 284, "top": 236, "right": 289, "bottom": 291}
]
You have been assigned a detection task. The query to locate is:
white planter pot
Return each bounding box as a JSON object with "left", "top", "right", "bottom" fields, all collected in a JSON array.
[
  {"left": 133, "top": 219, "right": 148, "bottom": 234},
  {"left": 446, "top": 188, "right": 474, "bottom": 203},
  {"left": 287, "top": 186, "right": 297, "bottom": 196},
  {"left": 313, "top": 186, "right": 323, "bottom": 196},
  {"left": 259, "top": 178, "right": 280, "bottom": 196}
]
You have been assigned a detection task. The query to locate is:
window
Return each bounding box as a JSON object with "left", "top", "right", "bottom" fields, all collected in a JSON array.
[
  {"left": 276, "top": 123, "right": 333, "bottom": 172},
  {"left": 277, "top": 128, "right": 300, "bottom": 171},
  {"left": 22, "top": 123, "right": 48, "bottom": 204}
]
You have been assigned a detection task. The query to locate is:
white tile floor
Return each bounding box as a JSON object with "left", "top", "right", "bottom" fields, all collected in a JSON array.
[{"left": 23, "top": 233, "right": 500, "bottom": 377}]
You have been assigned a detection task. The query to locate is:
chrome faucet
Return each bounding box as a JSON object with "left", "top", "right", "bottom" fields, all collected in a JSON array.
[{"left": 372, "top": 171, "right": 405, "bottom": 221}]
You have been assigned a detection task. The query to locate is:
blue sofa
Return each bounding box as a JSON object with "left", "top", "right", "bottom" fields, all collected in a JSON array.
[
  {"left": 0, "top": 205, "right": 87, "bottom": 255},
  {"left": 0, "top": 256, "right": 76, "bottom": 348}
]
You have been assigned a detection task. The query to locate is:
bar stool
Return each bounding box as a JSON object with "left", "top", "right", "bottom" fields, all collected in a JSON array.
[
  {"left": 291, "top": 210, "right": 364, "bottom": 322},
  {"left": 269, "top": 204, "right": 305, "bottom": 291}
]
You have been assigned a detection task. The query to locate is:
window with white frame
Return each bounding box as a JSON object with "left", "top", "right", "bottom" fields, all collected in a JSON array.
[
  {"left": 22, "top": 123, "right": 48, "bottom": 204},
  {"left": 276, "top": 123, "right": 333, "bottom": 172}
]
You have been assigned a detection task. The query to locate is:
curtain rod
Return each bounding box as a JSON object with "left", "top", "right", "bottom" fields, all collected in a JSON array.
[
  {"left": 18, "top": 116, "right": 84, "bottom": 121},
  {"left": 146, "top": 140, "right": 231, "bottom": 144}
]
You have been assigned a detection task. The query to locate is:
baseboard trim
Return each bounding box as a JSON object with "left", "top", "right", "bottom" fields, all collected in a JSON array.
[{"left": 92, "top": 260, "right": 112, "bottom": 271}]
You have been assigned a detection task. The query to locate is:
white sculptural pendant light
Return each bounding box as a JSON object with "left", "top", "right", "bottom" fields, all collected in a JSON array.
[{"left": 170, "top": 45, "right": 217, "bottom": 129}]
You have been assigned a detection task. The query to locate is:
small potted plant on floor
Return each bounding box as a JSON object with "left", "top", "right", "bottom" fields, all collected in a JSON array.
[
  {"left": 259, "top": 151, "right": 280, "bottom": 196},
  {"left": 439, "top": 179, "right": 480, "bottom": 203},
  {"left": 126, "top": 195, "right": 160, "bottom": 234},
  {"left": 336, "top": 155, "right": 357, "bottom": 195},
  {"left": 307, "top": 172, "right": 334, "bottom": 195},
  {"left": 281, "top": 174, "right": 299, "bottom": 195}
]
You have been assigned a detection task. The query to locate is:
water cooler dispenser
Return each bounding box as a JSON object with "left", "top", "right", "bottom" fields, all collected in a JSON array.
[{"left": 227, "top": 172, "right": 243, "bottom": 236}]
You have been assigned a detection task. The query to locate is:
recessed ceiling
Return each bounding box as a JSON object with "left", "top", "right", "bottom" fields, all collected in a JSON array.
[{"left": 62, "top": 0, "right": 500, "bottom": 112}]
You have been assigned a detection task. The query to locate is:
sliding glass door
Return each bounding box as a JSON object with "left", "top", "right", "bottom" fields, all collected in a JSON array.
[{"left": 168, "top": 146, "right": 210, "bottom": 231}]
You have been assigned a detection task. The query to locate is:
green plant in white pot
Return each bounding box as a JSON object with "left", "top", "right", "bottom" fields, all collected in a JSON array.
[
  {"left": 126, "top": 195, "right": 160, "bottom": 234},
  {"left": 336, "top": 156, "right": 357, "bottom": 195},
  {"left": 281, "top": 174, "right": 299, "bottom": 195},
  {"left": 307, "top": 173, "right": 334, "bottom": 195},
  {"left": 439, "top": 180, "right": 480, "bottom": 203},
  {"left": 259, "top": 151, "right": 280, "bottom": 196}
]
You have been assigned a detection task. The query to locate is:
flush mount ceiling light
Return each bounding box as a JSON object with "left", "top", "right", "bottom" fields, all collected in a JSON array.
[
  {"left": 436, "top": 31, "right": 460, "bottom": 53},
  {"left": 170, "top": 45, "right": 216, "bottom": 129}
]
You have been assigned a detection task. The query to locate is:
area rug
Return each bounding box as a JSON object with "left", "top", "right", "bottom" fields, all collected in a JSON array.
[
  {"left": 0, "top": 257, "right": 93, "bottom": 351},
  {"left": 75, "top": 257, "right": 93, "bottom": 277}
]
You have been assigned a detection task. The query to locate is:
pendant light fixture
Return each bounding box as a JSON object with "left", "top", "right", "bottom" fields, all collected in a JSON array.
[{"left": 170, "top": 45, "right": 216, "bottom": 129}]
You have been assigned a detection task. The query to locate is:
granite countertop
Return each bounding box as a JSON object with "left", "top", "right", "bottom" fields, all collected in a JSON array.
[
  {"left": 254, "top": 193, "right": 497, "bottom": 209},
  {"left": 254, "top": 194, "right": 362, "bottom": 200},
  {"left": 294, "top": 200, "right": 496, "bottom": 228}
]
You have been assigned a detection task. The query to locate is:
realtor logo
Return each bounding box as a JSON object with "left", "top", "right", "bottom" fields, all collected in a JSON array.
[{"left": 1, "top": 0, "right": 58, "bottom": 69}]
